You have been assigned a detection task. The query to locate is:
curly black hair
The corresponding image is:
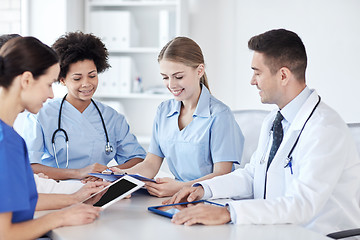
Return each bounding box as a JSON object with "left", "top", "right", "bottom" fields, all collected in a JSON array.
[{"left": 52, "top": 31, "right": 110, "bottom": 81}]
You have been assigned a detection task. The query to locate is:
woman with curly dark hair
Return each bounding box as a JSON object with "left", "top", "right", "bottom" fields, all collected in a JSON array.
[{"left": 22, "top": 32, "right": 145, "bottom": 181}]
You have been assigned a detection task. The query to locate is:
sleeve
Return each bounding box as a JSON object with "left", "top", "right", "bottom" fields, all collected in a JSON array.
[
  {"left": 114, "top": 114, "right": 146, "bottom": 164},
  {"left": 227, "top": 121, "right": 353, "bottom": 225},
  {"left": 21, "top": 113, "right": 48, "bottom": 164},
  {"left": 198, "top": 157, "right": 256, "bottom": 200},
  {"left": 210, "top": 108, "right": 244, "bottom": 164},
  {"left": 148, "top": 103, "right": 165, "bottom": 158},
  {"left": 34, "top": 174, "right": 84, "bottom": 194},
  {"left": 0, "top": 138, "right": 31, "bottom": 213}
]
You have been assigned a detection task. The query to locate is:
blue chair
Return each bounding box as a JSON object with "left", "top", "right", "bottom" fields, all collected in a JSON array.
[
  {"left": 326, "top": 123, "right": 360, "bottom": 239},
  {"left": 232, "top": 109, "right": 270, "bottom": 168}
]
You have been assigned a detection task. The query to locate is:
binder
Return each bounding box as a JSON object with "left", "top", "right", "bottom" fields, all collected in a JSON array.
[
  {"left": 97, "top": 56, "right": 133, "bottom": 95},
  {"left": 90, "top": 10, "right": 138, "bottom": 50}
]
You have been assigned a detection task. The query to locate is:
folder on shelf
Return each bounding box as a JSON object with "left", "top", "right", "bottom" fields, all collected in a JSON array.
[
  {"left": 97, "top": 56, "right": 133, "bottom": 95},
  {"left": 90, "top": 10, "right": 138, "bottom": 50}
]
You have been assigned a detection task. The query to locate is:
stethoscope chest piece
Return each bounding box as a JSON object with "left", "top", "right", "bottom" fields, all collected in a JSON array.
[{"left": 105, "top": 142, "right": 113, "bottom": 155}]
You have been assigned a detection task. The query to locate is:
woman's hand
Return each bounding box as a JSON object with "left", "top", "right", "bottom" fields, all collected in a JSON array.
[
  {"left": 145, "top": 177, "right": 185, "bottom": 198},
  {"left": 37, "top": 172, "right": 49, "bottom": 179},
  {"left": 77, "top": 163, "right": 108, "bottom": 180},
  {"left": 72, "top": 181, "right": 110, "bottom": 204},
  {"left": 56, "top": 203, "right": 102, "bottom": 227}
]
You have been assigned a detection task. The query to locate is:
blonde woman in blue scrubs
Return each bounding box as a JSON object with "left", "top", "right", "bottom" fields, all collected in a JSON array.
[{"left": 114, "top": 37, "right": 244, "bottom": 197}]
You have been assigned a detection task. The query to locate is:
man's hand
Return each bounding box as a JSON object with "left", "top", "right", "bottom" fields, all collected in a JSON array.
[
  {"left": 162, "top": 186, "right": 205, "bottom": 205},
  {"left": 171, "top": 204, "right": 231, "bottom": 226}
]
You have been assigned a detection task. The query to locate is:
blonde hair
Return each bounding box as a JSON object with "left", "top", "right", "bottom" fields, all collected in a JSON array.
[{"left": 158, "top": 37, "right": 209, "bottom": 91}]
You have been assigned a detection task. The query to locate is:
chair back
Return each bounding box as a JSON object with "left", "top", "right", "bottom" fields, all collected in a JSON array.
[
  {"left": 347, "top": 123, "right": 360, "bottom": 155},
  {"left": 232, "top": 109, "right": 270, "bottom": 168}
]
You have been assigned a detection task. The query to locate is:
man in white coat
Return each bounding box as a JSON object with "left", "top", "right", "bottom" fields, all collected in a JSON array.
[{"left": 166, "top": 29, "right": 360, "bottom": 236}]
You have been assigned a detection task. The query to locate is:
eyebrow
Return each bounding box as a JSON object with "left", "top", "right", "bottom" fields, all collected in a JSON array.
[
  {"left": 71, "top": 70, "right": 97, "bottom": 77},
  {"left": 160, "top": 71, "right": 184, "bottom": 76},
  {"left": 251, "top": 67, "right": 260, "bottom": 71}
]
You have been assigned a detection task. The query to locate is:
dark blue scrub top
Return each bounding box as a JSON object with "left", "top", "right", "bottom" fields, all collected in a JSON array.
[{"left": 0, "top": 119, "right": 38, "bottom": 223}]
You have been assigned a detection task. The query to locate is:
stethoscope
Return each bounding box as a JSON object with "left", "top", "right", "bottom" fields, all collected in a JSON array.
[
  {"left": 262, "top": 96, "right": 321, "bottom": 198},
  {"left": 51, "top": 94, "right": 113, "bottom": 168},
  {"left": 260, "top": 96, "right": 322, "bottom": 174}
]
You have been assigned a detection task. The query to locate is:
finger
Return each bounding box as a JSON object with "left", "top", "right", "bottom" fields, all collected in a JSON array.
[
  {"left": 146, "top": 186, "right": 161, "bottom": 197},
  {"left": 162, "top": 198, "right": 172, "bottom": 205},
  {"left": 173, "top": 190, "right": 191, "bottom": 204},
  {"left": 171, "top": 211, "right": 192, "bottom": 225},
  {"left": 155, "top": 177, "right": 163, "bottom": 183},
  {"left": 145, "top": 181, "right": 157, "bottom": 187},
  {"left": 184, "top": 218, "right": 200, "bottom": 226},
  {"left": 91, "top": 181, "right": 110, "bottom": 188},
  {"left": 109, "top": 167, "right": 123, "bottom": 173},
  {"left": 188, "top": 188, "right": 202, "bottom": 202}
]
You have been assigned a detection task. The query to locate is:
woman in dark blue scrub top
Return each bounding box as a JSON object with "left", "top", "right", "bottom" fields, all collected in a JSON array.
[{"left": 0, "top": 36, "right": 106, "bottom": 239}]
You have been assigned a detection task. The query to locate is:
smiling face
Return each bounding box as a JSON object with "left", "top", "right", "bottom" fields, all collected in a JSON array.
[
  {"left": 250, "top": 52, "right": 283, "bottom": 106},
  {"left": 159, "top": 60, "right": 203, "bottom": 104},
  {"left": 22, "top": 63, "right": 60, "bottom": 114},
  {"left": 61, "top": 59, "right": 98, "bottom": 110}
]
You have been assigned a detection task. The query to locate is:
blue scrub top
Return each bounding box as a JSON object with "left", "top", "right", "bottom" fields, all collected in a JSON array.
[
  {"left": 0, "top": 119, "right": 38, "bottom": 223},
  {"left": 22, "top": 98, "right": 146, "bottom": 169},
  {"left": 149, "top": 85, "right": 244, "bottom": 181}
]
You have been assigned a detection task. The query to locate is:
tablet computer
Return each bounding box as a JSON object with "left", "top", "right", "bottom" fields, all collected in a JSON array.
[
  {"left": 148, "top": 200, "right": 224, "bottom": 218},
  {"left": 89, "top": 172, "right": 156, "bottom": 183},
  {"left": 83, "top": 175, "right": 144, "bottom": 209}
]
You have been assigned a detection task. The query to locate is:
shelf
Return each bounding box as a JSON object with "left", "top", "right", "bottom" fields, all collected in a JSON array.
[
  {"left": 109, "top": 47, "right": 160, "bottom": 54},
  {"left": 94, "top": 92, "right": 172, "bottom": 100},
  {"left": 89, "top": 0, "right": 178, "bottom": 7}
]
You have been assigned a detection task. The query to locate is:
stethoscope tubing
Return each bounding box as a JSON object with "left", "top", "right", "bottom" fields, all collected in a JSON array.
[{"left": 51, "top": 94, "right": 113, "bottom": 168}]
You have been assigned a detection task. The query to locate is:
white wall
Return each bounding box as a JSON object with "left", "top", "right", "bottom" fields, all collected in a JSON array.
[
  {"left": 21, "top": 0, "right": 360, "bottom": 124},
  {"left": 188, "top": 0, "right": 360, "bottom": 123},
  {"left": 26, "top": 0, "right": 84, "bottom": 46}
]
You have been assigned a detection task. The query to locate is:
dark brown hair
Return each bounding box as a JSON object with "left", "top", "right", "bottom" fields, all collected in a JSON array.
[
  {"left": 52, "top": 31, "right": 110, "bottom": 81},
  {"left": 158, "top": 36, "right": 210, "bottom": 91},
  {"left": 248, "top": 29, "right": 307, "bottom": 81},
  {"left": 0, "top": 36, "right": 58, "bottom": 89}
]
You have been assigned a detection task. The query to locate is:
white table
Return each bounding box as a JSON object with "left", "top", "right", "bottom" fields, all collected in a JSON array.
[{"left": 48, "top": 189, "right": 331, "bottom": 240}]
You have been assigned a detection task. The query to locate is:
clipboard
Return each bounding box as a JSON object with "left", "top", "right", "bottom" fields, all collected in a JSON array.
[{"left": 89, "top": 172, "right": 156, "bottom": 183}]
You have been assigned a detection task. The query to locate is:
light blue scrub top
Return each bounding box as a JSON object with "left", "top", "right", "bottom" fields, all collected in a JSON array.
[
  {"left": 22, "top": 98, "right": 146, "bottom": 169},
  {"left": 149, "top": 85, "right": 244, "bottom": 182},
  {"left": 0, "top": 119, "right": 38, "bottom": 223}
]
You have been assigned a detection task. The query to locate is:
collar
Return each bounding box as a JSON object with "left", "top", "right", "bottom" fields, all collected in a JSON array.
[
  {"left": 280, "top": 86, "right": 311, "bottom": 125},
  {"left": 166, "top": 84, "right": 211, "bottom": 118}
]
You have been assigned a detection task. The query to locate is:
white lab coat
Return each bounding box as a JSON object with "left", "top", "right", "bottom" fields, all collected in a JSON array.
[{"left": 200, "top": 90, "right": 360, "bottom": 235}]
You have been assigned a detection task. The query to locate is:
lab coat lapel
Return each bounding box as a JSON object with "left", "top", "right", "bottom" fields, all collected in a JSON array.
[
  {"left": 253, "top": 111, "right": 276, "bottom": 199},
  {"left": 265, "top": 90, "right": 320, "bottom": 198}
]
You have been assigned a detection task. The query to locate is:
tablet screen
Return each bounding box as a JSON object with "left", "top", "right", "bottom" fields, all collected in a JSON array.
[
  {"left": 94, "top": 178, "right": 137, "bottom": 207},
  {"left": 149, "top": 200, "right": 224, "bottom": 218}
]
